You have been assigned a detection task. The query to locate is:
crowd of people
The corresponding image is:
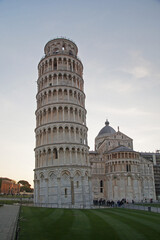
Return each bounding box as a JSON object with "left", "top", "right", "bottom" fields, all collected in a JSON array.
[
  {"left": 93, "top": 198, "right": 126, "bottom": 207},
  {"left": 93, "top": 198, "right": 155, "bottom": 207}
]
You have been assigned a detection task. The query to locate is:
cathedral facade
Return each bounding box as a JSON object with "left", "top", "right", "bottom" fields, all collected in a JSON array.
[{"left": 34, "top": 38, "right": 156, "bottom": 208}]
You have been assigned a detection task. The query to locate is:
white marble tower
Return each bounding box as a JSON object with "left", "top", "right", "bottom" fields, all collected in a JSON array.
[{"left": 34, "top": 38, "right": 92, "bottom": 208}]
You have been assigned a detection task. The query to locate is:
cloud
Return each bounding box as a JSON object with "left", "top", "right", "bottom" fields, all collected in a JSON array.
[
  {"left": 121, "top": 66, "right": 150, "bottom": 79},
  {"left": 88, "top": 103, "right": 151, "bottom": 117},
  {"left": 118, "top": 51, "right": 151, "bottom": 79}
]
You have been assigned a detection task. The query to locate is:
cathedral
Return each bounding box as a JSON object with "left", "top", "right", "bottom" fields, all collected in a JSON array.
[
  {"left": 90, "top": 120, "right": 156, "bottom": 202},
  {"left": 34, "top": 38, "right": 157, "bottom": 208}
]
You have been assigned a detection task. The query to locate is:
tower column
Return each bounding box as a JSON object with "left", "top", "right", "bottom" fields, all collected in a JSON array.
[{"left": 57, "top": 177, "right": 61, "bottom": 207}]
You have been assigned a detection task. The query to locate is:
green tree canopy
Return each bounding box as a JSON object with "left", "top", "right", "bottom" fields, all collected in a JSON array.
[
  {"left": 18, "top": 180, "right": 33, "bottom": 192},
  {"left": 18, "top": 180, "right": 31, "bottom": 187}
]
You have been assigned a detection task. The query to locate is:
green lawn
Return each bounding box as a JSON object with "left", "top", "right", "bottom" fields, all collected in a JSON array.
[
  {"left": 0, "top": 194, "right": 33, "bottom": 198},
  {"left": 18, "top": 207, "right": 160, "bottom": 240},
  {"left": 0, "top": 199, "right": 33, "bottom": 205}
]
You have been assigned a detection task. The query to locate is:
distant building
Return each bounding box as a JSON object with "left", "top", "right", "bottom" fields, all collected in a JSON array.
[
  {"left": 140, "top": 152, "right": 160, "bottom": 200},
  {"left": 0, "top": 178, "right": 20, "bottom": 194}
]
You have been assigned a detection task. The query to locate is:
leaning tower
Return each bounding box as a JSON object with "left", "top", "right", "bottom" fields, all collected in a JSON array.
[{"left": 34, "top": 38, "right": 92, "bottom": 208}]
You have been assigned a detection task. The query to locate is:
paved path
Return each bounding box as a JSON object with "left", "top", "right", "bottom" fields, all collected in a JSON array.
[{"left": 0, "top": 204, "right": 20, "bottom": 240}]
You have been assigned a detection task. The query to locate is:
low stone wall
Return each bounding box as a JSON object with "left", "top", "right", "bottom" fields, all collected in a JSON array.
[{"left": 121, "top": 203, "right": 160, "bottom": 213}]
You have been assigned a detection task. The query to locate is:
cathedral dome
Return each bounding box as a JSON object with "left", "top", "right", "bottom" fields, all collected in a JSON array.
[{"left": 97, "top": 120, "right": 116, "bottom": 137}]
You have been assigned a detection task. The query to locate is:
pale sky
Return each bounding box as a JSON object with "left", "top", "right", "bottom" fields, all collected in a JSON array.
[{"left": 0, "top": 0, "right": 160, "bottom": 187}]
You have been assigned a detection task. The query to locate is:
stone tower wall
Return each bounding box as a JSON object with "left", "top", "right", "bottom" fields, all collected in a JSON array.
[{"left": 34, "top": 38, "right": 92, "bottom": 208}]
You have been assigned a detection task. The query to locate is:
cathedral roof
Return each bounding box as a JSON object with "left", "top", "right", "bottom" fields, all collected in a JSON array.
[
  {"left": 97, "top": 120, "right": 116, "bottom": 138},
  {"left": 89, "top": 151, "right": 98, "bottom": 154},
  {"left": 108, "top": 145, "right": 135, "bottom": 153}
]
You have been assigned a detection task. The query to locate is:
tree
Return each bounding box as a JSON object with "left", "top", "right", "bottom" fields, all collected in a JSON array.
[{"left": 18, "top": 180, "right": 33, "bottom": 193}]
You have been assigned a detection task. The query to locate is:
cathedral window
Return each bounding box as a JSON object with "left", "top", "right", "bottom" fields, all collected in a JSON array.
[
  {"left": 126, "top": 164, "right": 129, "bottom": 172},
  {"left": 65, "top": 188, "right": 67, "bottom": 197},
  {"left": 126, "top": 164, "right": 131, "bottom": 172},
  {"left": 69, "top": 50, "right": 73, "bottom": 56},
  {"left": 54, "top": 59, "right": 57, "bottom": 70},
  {"left": 100, "top": 180, "right": 103, "bottom": 193},
  {"left": 76, "top": 181, "right": 79, "bottom": 188},
  {"left": 53, "top": 148, "right": 58, "bottom": 159}
]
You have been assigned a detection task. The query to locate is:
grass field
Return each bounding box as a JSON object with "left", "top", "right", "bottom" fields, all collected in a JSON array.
[
  {"left": 18, "top": 206, "right": 160, "bottom": 240},
  {"left": 0, "top": 194, "right": 32, "bottom": 198},
  {"left": 0, "top": 199, "right": 33, "bottom": 205}
]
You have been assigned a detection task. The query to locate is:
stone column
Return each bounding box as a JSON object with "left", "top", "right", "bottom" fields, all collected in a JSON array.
[
  {"left": 73, "top": 109, "right": 75, "bottom": 122},
  {"left": 47, "top": 92, "right": 49, "bottom": 104},
  {"left": 75, "top": 128, "right": 77, "bottom": 142},
  {"left": 51, "top": 108, "right": 53, "bottom": 122},
  {"left": 64, "top": 149, "right": 66, "bottom": 164},
  {"left": 75, "top": 149, "right": 78, "bottom": 164},
  {"left": 62, "top": 107, "right": 64, "bottom": 121},
  {"left": 70, "top": 177, "right": 75, "bottom": 205},
  {"left": 46, "top": 151, "right": 48, "bottom": 167},
  {"left": 41, "top": 131, "right": 44, "bottom": 145},
  {"left": 67, "top": 59, "right": 68, "bottom": 71},
  {"left": 57, "top": 127, "right": 59, "bottom": 143},
  {"left": 80, "top": 150, "right": 82, "bottom": 165},
  {"left": 86, "top": 135, "right": 88, "bottom": 146},
  {"left": 57, "top": 177, "right": 61, "bottom": 208},
  {"left": 51, "top": 128, "right": 53, "bottom": 144},
  {"left": 88, "top": 176, "right": 92, "bottom": 205},
  {"left": 44, "top": 178, "right": 48, "bottom": 207},
  {"left": 51, "top": 149, "right": 54, "bottom": 166},
  {"left": 69, "top": 127, "right": 71, "bottom": 142},
  {"left": 56, "top": 75, "right": 58, "bottom": 85},
  {"left": 69, "top": 149, "right": 72, "bottom": 164},
  {"left": 81, "top": 176, "right": 86, "bottom": 208},
  {"left": 57, "top": 59, "right": 59, "bottom": 71},
  {"left": 34, "top": 180, "right": 37, "bottom": 204}
]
